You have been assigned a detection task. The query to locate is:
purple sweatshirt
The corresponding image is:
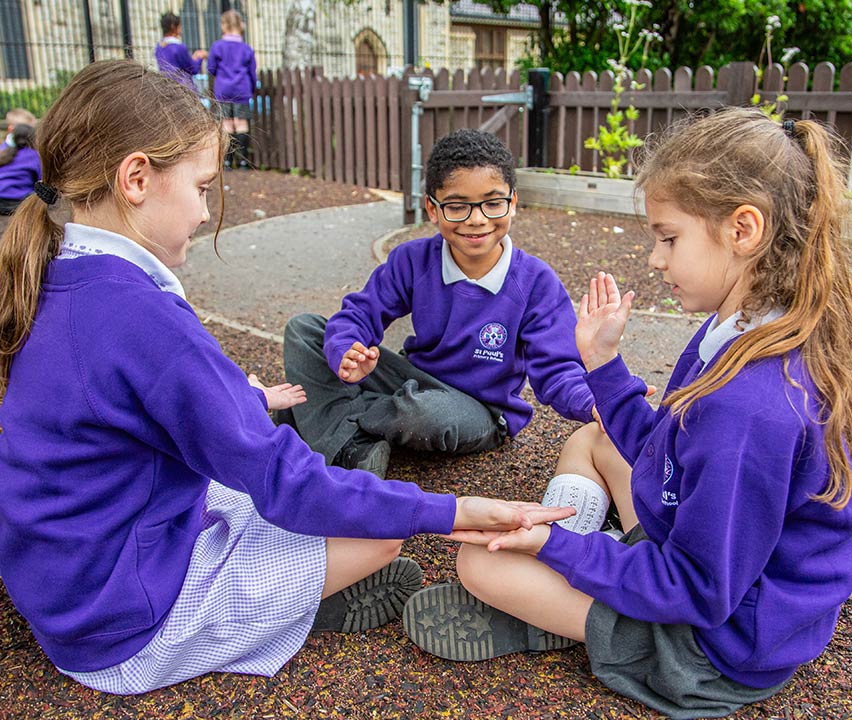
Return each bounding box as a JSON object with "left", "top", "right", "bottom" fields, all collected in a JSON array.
[
  {"left": 0, "top": 254, "right": 456, "bottom": 672},
  {"left": 324, "top": 234, "right": 595, "bottom": 435},
  {"left": 0, "top": 146, "right": 41, "bottom": 200},
  {"left": 537, "top": 319, "right": 852, "bottom": 688},
  {"left": 207, "top": 35, "right": 257, "bottom": 105},
  {"left": 154, "top": 37, "right": 202, "bottom": 90}
]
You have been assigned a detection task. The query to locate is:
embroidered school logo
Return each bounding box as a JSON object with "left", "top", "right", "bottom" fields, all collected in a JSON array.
[
  {"left": 473, "top": 322, "right": 507, "bottom": 363},
  {"left": 479, "top": 322, "right": 507, "bottom": 349},
  {"left": 661, "top": 453, "right": 679, "bottom": 506}
]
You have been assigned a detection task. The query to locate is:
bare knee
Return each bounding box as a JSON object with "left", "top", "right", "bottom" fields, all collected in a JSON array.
[{"left": 456, "top": 543, "right": 495, "bottom": 597}]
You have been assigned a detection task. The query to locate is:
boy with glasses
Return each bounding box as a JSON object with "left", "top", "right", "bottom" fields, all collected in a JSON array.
[{"left": 283, "top": 129, "right": 595, "bottom": 482}]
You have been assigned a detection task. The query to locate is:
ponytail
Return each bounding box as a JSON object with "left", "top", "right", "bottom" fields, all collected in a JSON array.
[
  {"left": 639, "top": 109, "right": 852, "bottom": 509},
  {"left": 0, "top": 194, "right": 63, "bottom": 396}
]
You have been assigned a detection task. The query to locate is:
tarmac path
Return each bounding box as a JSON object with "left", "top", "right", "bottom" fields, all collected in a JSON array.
[{"left": 176, "top": 199, "right": 703, "bottom": 390}]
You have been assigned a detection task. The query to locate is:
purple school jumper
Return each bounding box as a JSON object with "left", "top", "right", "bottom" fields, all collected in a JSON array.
[
  {"left": 537, "top": 318, "right": 852, "bottom": 688},
  {"left": 207, "top": 34, "right": 257, "bottom": 104},
  {"left": 0, "top": 226, "right": 456, "bottom": 675},
  {"left": 154, "top": 37, "right": 202, "bottom": 89},
  {"left": 324, "top": 233, "right": 595, "bottom": 435},
  {"left": 0, "top": 145, "right": 41, "bottom": 200}
]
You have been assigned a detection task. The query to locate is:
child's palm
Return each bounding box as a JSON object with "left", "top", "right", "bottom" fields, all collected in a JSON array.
[{"left": 577, "top": 272, "right": 633, "bottom": 370}]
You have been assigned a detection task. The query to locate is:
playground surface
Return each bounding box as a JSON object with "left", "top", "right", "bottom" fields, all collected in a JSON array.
[{"left": 1, "top": 172, "right": 850, "bottom": 719}]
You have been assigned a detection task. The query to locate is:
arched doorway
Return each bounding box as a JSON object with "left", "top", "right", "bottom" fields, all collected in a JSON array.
[{"left": 353, "top": 28, "right": 386, "bottom": 76}]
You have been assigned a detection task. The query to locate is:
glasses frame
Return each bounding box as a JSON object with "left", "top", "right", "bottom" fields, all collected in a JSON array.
[{"left": 427, "top": 192, "right": 515, "bottom": 223}]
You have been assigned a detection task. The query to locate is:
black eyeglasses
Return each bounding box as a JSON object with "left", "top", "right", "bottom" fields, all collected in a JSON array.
[{"left": 428, "top": 193, "right": 514, "bottom": 222}]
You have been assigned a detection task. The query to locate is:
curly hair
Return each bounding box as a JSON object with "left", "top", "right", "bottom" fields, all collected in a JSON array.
[{"left": 425, "top": 129, "right": 515, "bottom": 197}]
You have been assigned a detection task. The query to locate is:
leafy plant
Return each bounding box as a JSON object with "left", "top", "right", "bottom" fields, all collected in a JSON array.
[
  {"left": 583, "top": 0, "right": 660, "bottom": 178},
  {"left": 750, "top": 15, "right": 790, "bottom": 122}
]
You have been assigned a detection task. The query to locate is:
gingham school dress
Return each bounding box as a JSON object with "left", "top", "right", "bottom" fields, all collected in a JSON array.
[{"left": 55, "top": 226, "right": 327, "bottom": 694}]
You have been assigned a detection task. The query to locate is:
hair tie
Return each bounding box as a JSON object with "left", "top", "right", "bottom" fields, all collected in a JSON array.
[
  {"left": 34, "top": 181, "right": 59, "bottom": 206},
  {"left": 782, "top": 119, "right": 797, "bottom": 138}
]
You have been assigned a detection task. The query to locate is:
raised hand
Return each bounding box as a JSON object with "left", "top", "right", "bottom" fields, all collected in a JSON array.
[
  {"left": 248, "top": 374, "right": 307, "bottom": 410},
  {"left": 337, "top": 341, "right": 380, "bottom": 383},
  {"left": 576, "top": 271, "right": 634, "bottom": 371}
]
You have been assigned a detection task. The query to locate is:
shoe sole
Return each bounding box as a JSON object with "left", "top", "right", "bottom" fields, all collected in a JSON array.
[
  {"left": 355, "top": 439, "right": 390, "bottom": 479},
  {"left": 312, "top": 556, "right": 423, "bottom": 633},
  {"left": 403, "top": 583, "right": 575, "bottom": 661}
]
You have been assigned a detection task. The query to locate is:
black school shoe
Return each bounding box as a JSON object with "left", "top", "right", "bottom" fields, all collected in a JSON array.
[
  {"left": 333, "top": 432, "right": 391, "bottom": 479},
  {"left": 311, "top": 556, "right": 423, "bottom": 633},
  {"left": 402, "top": 583, "right": 576, "bottom": 661}
]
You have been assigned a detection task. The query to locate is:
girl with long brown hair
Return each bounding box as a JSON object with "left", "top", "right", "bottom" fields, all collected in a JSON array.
[{"left": 404, "top": 107, "right": 852, "bottom": 719}]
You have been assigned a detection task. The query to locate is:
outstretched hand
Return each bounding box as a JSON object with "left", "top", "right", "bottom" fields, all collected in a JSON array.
[
  {"left": 337, "top": 341, "right": 379, "bottom": 383},
  {"left": 576, "top": 272, "right": 634, "bottom": 372},
  {"left": 248, "top": 374, "right": 307, "bottom": 410},
  {"left": 450, "top": 496, "right": 574, "bottom": 537}
]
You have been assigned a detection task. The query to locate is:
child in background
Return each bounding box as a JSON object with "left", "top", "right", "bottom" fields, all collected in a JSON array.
[
  {"left": 0, "top": 60, "right": 569, "bottom": 695},
  {"left": 402, "top": 108, "right": 852, "bottom": 719},
  {"left": 283, "top": 129, "right": 597, "bottom": 490},
  {"left": 207, "top": 10, "right": 257, "bottom": 169},
  {"left": 155, "top": 11, "right": 207, "bottom": 91},
  {"left": 0, "top": 108, "right": 40, "bottom": 215}
]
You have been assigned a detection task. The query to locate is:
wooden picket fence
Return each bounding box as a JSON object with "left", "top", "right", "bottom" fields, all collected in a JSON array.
[{"left": 250, "top": 61, "right": 852, "bottom": 214}]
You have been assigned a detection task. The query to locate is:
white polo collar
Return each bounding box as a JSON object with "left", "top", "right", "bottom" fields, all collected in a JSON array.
[
  {"left": 441, "top": 235, "right": 513, "bottom": 295},
  {"left": 698, "top": 307, "right": 785, "bottom": 364},
  {"left": 58, "top": 223, "right": 187, "bottom": 299}
]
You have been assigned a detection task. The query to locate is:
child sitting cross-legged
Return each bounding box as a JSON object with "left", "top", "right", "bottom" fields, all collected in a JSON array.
[
  {"left": 283, "top": 129, "right": 598, "bottom": 495},
  {"left": 402, "top": 108, "right": 852, "bottom": 719}
]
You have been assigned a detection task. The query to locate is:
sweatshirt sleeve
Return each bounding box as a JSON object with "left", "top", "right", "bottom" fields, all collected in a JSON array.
[
  {"left": 106, "top": 295, "right": 456, "bottom": 540},
  {"left": 323, "top": 245, "right": 415, "bottom": 377},
  {"left": 207, "top": 43, "right": 219, "bottom": 75},
  {"left": 537, "top": 373, "right": 801, "bottom": 627},
  {"left": 520, "top": 271, "right": 594, "bottom": 422},
  {"left": 585, "top": 354, "right": 653, "bottom": 464},
  {"left": 248, "top": 47, "right": 257, "bottom": 90}
]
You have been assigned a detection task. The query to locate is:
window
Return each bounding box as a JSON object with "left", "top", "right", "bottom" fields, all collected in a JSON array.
[
  {"left": 0, "top": 0, "right": 30, "bottom": 79},
  {"left": 473, "top": 26, "right": 505, "bottom": 69},
  {"left": 181, "top": 0, "right": 201, "bottom": 53}
]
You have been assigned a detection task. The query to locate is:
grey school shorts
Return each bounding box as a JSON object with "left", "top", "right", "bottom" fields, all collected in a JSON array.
[
  {"left": 219, "top": 101, "right": 251, "bottom": 120},
  {"left": 584, "top": 524, "right": 787, "bottom": 719}
]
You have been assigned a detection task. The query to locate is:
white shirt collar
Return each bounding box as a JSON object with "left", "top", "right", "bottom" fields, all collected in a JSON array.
[
  {"left": 698, "top": 307, "right": 785, "bottom": 364},
  {"left": 441, "top": 235, "right": 513, "bottom": 295},
  {"left": 58, "top": 223, "right": 187, "bottom": 299}
]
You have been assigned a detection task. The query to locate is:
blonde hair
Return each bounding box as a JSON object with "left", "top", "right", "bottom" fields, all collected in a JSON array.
[
  {"left": 221, "top": 10, "right": 244, "bottom": 35},
  {"left": 4, "top": 108, "right": 37, "bottom": 127},
  {"left": 636, "top": 107, "right": 852, "bottom": 509},
  {"left": 0, "top": 59, "right": 228, "bottom": 396}
]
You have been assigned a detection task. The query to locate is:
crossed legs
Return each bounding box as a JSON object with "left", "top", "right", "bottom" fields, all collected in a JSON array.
[{"left": 455, "top": 424, "right": 634, "bottom": 642}]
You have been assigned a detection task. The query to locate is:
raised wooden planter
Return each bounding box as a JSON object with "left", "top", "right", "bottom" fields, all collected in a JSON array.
[{"left": 515, "top": 168, "right": 643, "bottom": 217}]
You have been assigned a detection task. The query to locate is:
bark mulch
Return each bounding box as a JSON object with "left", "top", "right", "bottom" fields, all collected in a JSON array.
[{"left": 1, "top": 170, "right": 850, "bottom": 719}]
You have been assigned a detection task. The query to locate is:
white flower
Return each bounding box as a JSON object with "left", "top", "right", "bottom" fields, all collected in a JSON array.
[{"left": 781, "top": 46, "right": 800, "bottom": 64}]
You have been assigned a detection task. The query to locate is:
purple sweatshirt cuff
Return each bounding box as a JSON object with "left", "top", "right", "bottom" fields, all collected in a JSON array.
[
  {"left": 251, "top": 385, "right": 268, "bottom": 410},
  {"left": 536, "top": 523, "right": 593, "bottom": 582},
  {"left": 411, "top": 492, "right": 457, "bottom": 535},
  {"left": 584, "top": 354, "right": 646, "bottom": 406}
]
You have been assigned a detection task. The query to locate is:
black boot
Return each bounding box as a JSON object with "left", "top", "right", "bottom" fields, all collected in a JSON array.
[
  {"left": 235, "top": 132, "right": 251, "bottom": 169},
  {"left": 312, "top": 556, "right": 423, "bottom": 633}
]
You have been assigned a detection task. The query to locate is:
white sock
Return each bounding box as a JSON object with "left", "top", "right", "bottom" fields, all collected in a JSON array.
[{"left": 542, "top": 473, "right": 610, "bottom": 534}]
